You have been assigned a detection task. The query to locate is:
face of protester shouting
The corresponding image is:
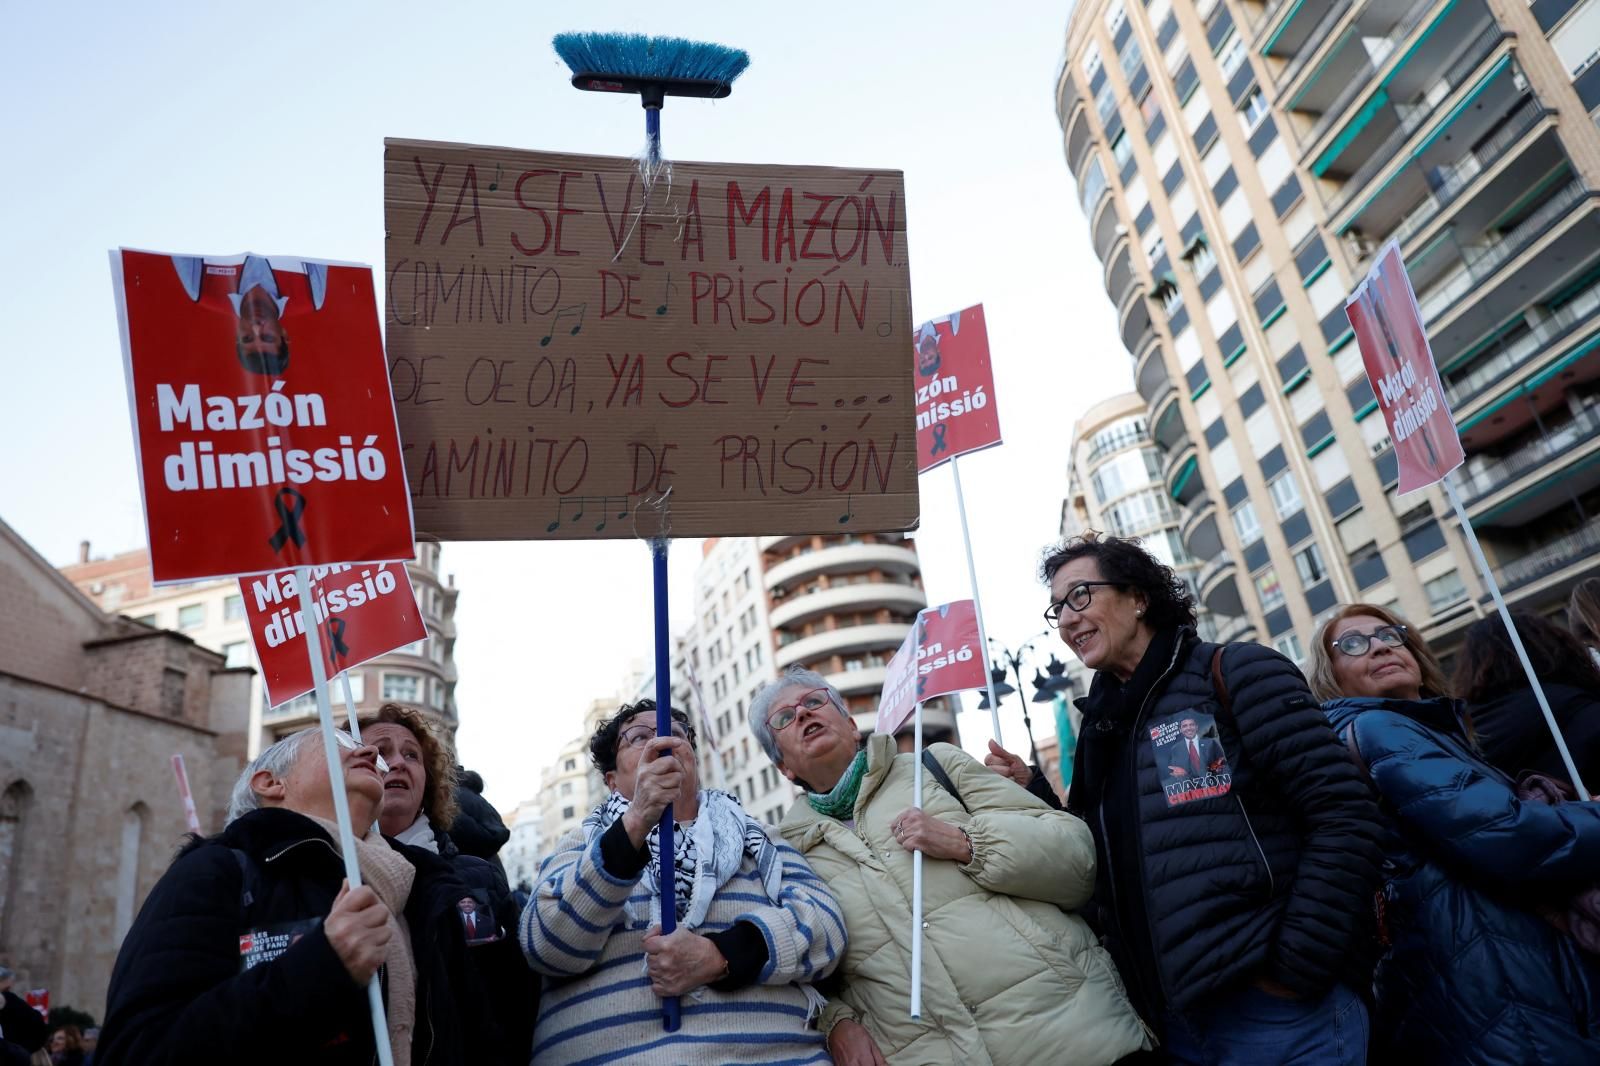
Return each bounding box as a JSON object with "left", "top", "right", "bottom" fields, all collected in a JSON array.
[
  {"left": 366, "top": 721, "right": 428, "bottom": 837},
  {"left": 1328, "top": 611, "right": 1424, "bottom": 701},
  {"left": 606, "top": 709, "right": 701, "bottom": 849},
  {"left": 769, "top": 684, "right": 861, "bottom": 794},
  {"left": 1050, "top": 556, "right": 1154, "bottom": 682},
  {"left": 252, "top": 730, "right": 385, "bottom": 836}
]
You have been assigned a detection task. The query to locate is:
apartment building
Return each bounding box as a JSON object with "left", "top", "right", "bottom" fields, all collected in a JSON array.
[{"left": 1057, "top": 0, "right": 1600, "bottom": 658}]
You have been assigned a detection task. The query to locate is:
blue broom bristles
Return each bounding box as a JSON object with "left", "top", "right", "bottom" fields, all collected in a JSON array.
[{"left": 552, "top": 32, "right": 749, "bottom": 85}]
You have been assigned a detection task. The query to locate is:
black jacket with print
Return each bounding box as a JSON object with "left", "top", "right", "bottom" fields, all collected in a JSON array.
[{"left": 1067, "top": 627, "right": 1384, "bottom": 1020}]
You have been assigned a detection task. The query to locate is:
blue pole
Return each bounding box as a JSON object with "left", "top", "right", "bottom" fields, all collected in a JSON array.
[
  {"left": 651, "top": 536, "right": 681, "bottom": 1031},
  {"left": 645, "top": 106, "right": 662, "bottom": 171}
]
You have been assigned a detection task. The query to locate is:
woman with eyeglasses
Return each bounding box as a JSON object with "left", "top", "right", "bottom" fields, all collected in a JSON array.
[
  {"left": 1310, "top": 604, "right": 1600, "bottom": 1065},
  {"left": 747, "top": 667, "right": 1152, "bottom": 1066},
  {"left": 520, "top": 698, "right": 845, "bottom": 1066},
  {"left": 1007, "top": 533, "right": 1383, "bottom": 1065}
]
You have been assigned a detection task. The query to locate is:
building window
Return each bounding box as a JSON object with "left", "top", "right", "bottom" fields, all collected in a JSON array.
[
  {"left": 223, "top": 641, "right": 250, "bottom": 668},
  {"left": 1111, "top": 131, "right": 1133, "bottom": 171},
  {"left": 1095, "top": 80, "right": 1117, "bottom": 123},
  {"left": 1268, "top": 472, "right": 1303, "bottom": 519},
  {"left": 1218, "top": 34, "right": 1247, "bottom": 79},
  {"left": 1160, "top": 283, "right": 1184, "bottom": 316},
  {"left": 382, "top": 673, "right": 420, "bottom": 702},
  {"left": 1255, "top": 568, "right": 1285, "bottom": 611},
  {"left": 562, "top": 806, "right": 575, "bottom": 820},
  {"left": 177, "top": 604, "right": 205, "bottom": 630},
  {"left": 430, "top": 679, "right": 444, "bottom": 709},
  {"left": 1119, "top": 35, "right": 1142, "bottom": 78},
  {"left": 1293, "top": 543, "right": 1328, "bottom": 586},
  {"left": 1231, "top": 500, "right": 1262, "bottom": 545},
  {"left": 345, "top": 674, "right": 366, "bottom": 702},
  {"left": 1274, "top": 634, "right": 1304, "bottom": 662},
  {"left": 1184, "top": 237, "right": 1217, "bottom": 280},
  {"left": 132, "top": 613, "right": 157, "bottom": 627},
  {"left": 1083, "top": 43, "right": 1103, "bottom": 81},
  {"left": 1240, "top": 89, "right": 1269, "bottom": 133},
  {"left": 560, "top": 782, "right": 573, "bottom": 796},
  {"left": 564, "top": 758, "right": 577, "bottom": 772},
  {"left": 1425, "top": 570, "right": 1468, "bottom": 612},
  {"left": 1106, "top": 0, "right": 1127, "bottom": 36},
  {"left": 223, "top": 594, "right": 245, "bottom": 621}
]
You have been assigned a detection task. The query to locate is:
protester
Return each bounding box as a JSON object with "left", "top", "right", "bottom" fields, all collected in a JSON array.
[
  {"left": 0, "top": 967, "right": 45, "bottom": 1066},
  {"left": 447, "top": 767, "right": 512, "bottom": 869},
  {"left": 522, "top": 698, "right": 844, "bottom": 1066},
  {"left": 751, "top": 668, "right": 1150, "bottom": 1065},
  {"left": 97, "top": 727, "right": 519, "bottom": 1066},
  {"left": 46, "top": 1026, "right": 82, "bottom": 1066},
  {"left": 360, "top": 703, "right": 534, "bottom": 1060},
  {"left": 1454, "top": 611, "right": 1600, "bottom": 790},
  {"left": 74, "top": 1030, "right": 93, "bottom": 1066},
  {"left": 1311, "top": 604, "right": 1600, "bottom": 1064},
  {"left": 1571, "top": 578, "right": 1600, "bottom": 666},
  {"left": 1013, "top": 532, "right": 1382, "bottom": 1063}
]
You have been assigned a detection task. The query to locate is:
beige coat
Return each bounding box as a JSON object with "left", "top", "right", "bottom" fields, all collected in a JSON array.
[{"left": 780, "top": 735, "right": 1152, "bottom": 1066}]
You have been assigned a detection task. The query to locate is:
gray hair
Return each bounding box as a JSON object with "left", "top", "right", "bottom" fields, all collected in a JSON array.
[
  {"left": 748, "top": 667, "right": 848, "bottom": 765},
  {"left": 226, "top": 729, "right": 318, "bottom": 825}
]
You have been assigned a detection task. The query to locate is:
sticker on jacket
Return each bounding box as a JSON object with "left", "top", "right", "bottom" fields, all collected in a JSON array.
[
  {"left": 239, "top": 917, "right": 321, "bottom": 972},
  {"left": 1149, "top": 711, "right": 1232, "bottom": 806},
  {"left": 457, "top": 893, "right": 503, "bottom": 944}
]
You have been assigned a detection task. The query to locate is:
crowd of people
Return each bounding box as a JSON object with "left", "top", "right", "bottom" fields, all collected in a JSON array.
[{"left": 55, "top": 544, "right": 1599, "bottom": 1064}]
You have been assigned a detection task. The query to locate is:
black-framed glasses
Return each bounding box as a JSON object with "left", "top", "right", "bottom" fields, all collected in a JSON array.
[
  {"left": 619, "top": 723, "right": 690, "bottom": 750},
  {"left": 1044, "top": 582, "right": 1123, "bottom": 625},
  {"left": 1331, "top": 624, "right": 1408, "bottom": 658},
  {"left": 767, "top": 688, "right": 834, "bottom": 732}
]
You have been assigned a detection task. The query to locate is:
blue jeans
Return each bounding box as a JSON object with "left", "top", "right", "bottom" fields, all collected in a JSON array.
[{"left": 1162, "top": 983, "right": 1368, "bottom": 1066}]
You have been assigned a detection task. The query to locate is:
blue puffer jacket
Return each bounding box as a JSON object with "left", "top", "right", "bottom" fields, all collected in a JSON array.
[{"left": 1324, "top": 696, "right": 1600, "bottom": 1065}]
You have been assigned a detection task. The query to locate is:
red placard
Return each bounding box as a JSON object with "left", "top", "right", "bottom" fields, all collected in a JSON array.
[
  {"left": 876, "top": 600, "right": 987, "bottom": 736},
  {"left": 914, "top": 305, "right": 1002, "bottom": 473},
  {"left": 1344, "top": 241, "right": 1464, "bottom": 494},
  {"left": 112, "top": 249, "right": 416, "bottom": 583},
  {"left": 239, "top": 562, "right": 427, "bottom": 708}
]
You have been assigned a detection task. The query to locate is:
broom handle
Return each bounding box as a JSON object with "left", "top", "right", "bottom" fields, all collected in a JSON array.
[
  {"left": 651, "top": 536, "right": 681, "bottom": 1032},
  {"left": 645, "top": 106, "right": 662, "bottom": 172}
]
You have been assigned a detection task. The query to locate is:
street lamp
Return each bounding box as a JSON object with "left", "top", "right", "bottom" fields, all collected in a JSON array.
[{"left": 977, "top": 633, "right": 1080, "bottom": 768}]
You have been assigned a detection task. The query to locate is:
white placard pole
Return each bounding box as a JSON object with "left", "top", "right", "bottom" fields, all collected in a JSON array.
[
  {"left": 295, "top": 568, "right": 395, "bottom": 1066},
  {"left": 950, "top": 456, "right": 1003, "bottom": 742},
  {"left": 910, "top": 700, "right": 925, "bottom": 1021},
  {"left": 339, "top": 670, "right": 364, "bottom": 742},
  {"left": 1443, "top": 481, "right": 1591, "bottom": 799}
]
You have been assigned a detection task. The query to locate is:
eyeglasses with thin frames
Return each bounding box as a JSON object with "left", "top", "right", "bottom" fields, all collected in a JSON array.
[
  {"left": 1044, "top": 581, "right": 1124, "bottom": 626},
  {"left": 618, "top": 723, "right": 690, "bottom": 750},
  {"left": 767, "top": 688, "right": 835, "bottom": 732}
]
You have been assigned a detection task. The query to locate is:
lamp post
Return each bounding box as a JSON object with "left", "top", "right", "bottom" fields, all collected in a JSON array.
[{"left": 976, "top": 632, "right": 1079, "bottom": 769}]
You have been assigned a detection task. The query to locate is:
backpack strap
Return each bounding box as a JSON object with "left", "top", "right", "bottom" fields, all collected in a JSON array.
[
  {"left": 230, "top": 847, "right": 259, "bottom": 915},
  {"left": 920, "top": 749, "right": 970, "bottom": 813},
  {"left": 1208, "top": 645, "right": 1239, "bottom": 736}
]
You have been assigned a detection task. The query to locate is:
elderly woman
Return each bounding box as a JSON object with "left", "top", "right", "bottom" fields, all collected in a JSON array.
[
  {"left": 1014, "top": 532, "right": 1383, "bottom": 1064},
  {"left": 1311, "top": 604, "right": 1600, "bottom": 1064},
  {"left": 751, "top": 667, "right": 1150, "bottom": 1065},
  {"left": 98, "top": 727, "right": 518, "bottom": 1066},
  {"left": 522, "top": 698, "right": 844, "bottom": 1066}
]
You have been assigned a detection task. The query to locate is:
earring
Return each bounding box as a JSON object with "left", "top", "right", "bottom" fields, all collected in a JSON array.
[{"left": 1136, "top": 608, "right": 1143, "bottom": 617}]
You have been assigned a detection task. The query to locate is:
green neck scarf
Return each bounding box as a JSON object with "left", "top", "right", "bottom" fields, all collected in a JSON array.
[{"left": 807, "top": 750, "right": 868, "bottom": 819}]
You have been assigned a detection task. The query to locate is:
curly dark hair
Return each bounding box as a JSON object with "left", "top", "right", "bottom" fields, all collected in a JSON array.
[
  {"left": 1039, "top": 530, "right": 1198, "bottom": 631},
  {"left": 359, "top": 702, "right": 460, "bottom": 830},
  {"left": 588, "top": 698, "right": 697, "bottom": 777},
  {"left": 1453, "top": 611, "right": 1600, "bottom": 704}
]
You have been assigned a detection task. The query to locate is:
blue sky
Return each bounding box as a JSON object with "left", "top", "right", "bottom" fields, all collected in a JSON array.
[{"left": 0, "top": 0, "right": 1132, "bottom": 808}]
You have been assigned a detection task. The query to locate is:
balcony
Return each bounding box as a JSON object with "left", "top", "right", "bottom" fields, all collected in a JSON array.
[
  {"left": 1445, "top": 276, "right": 1600, "bottom": 413},
  {"left": 1319, "top": 25, "right": 1511, "bottom": 214},
  {"left": 768, "top": 579, "right": 927, "bottom": 631},
  {"left": 858, "top": 699, "right": 958, "bottom": 741},
  {"left": 1164, "top": 440, "right": 1201, "bottom": 505},
  {"left": 1491, "top": 515, "right": 1600, "bottom": 596},
  {"left": 1182, "top": 497, "right": 1224, "bottom": 560},
  {"left": 1086, "top": 425, "right": 1152, "bottom": 466},
  {"left": 1121, "top": 287, "right": 1155, "bottom": 354},
  {"left": 1092, "top": 195, "right": 1123, "bottom": 263},
  {"left": 1199, "top": 552, "right": 1246, "bottom": 617},
  {"left": 1301, "top": 0, "right": 1471, "bottom": 150},
  {"left": 1273, "top": 0, "right": 1358, "bottom": 100},
  {"left": 759, "top": 533, "right": 810, "bottom": 554},
  {"left": 775, "top": 621, "right": 911, "bottom": 670},
  {"left": 1106, "top": 241, "right": 1135, "bottom": 307},
  {"left": 1456, "top": 405, "right": 1600, "bottom": 522},
  {"left": 826, "top": 663, "right": 889, "bottom": 699},
  {"left": 764, "top": 542, "right": 920, "bottom": 592},
  {"left": 1134, "top": 335, "right": 1168, "bottom": 402},
  {"left": 1065, "top": 107, "right": 1094, "bottom": 179},
  {"left": 1217, "top": 614, "right": 1259, "bottom": 644},
  {"left": 1151, "top": 385, "right": 1184, "bottom": 451}
]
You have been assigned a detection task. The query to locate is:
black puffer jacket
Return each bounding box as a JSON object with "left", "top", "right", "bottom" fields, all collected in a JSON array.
[
  {"left": 1067, "top": 627, "right": 1384, "bottom": 1020},
  {"left": 1468, "top": 682, "right": 1600, "bottom": 791},
  {"left": 98, "top": 807, "right": 521, "bottom": 1066}
]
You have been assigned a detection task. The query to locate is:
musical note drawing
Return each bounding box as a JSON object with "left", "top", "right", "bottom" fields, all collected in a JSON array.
[
  {"left": 489, "top": 163, "right": 503, "bottom": 192},
  {"left": 539, "top": 303, "right": 586, "bottom": 347},
  {"left": 838, "top": 495, "right": 854, "bottom": 525},
  {"left": 655, "top": 273, "right": 678, "bottom": 316},
  {"left": 876, "top": 290, "right": 897, "bottom": 338},
  {"left": 546, "top": 495, "right": 631, "bottom": 533}
]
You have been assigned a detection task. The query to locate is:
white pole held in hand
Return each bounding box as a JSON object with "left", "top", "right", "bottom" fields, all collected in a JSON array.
[
  {"left": 951, "top": 457, "right": 1003, "bottom": 743},
  {"left": 295, "top": 567, "right": 396, "bottom": 1066},
  {"left": 339, "top": 670, "right": 364, "bottom": 742},
  {"left": 910, "top": 700, "right": 924, "bottom": 1021},
  {"left": 1443, "top": 481, "right": 1591, "bottom": 799}
]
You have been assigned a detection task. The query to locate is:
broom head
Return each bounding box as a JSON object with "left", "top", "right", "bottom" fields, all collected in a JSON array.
[{"left": 553, "top": 32, "right": 749, "bottom": 101}]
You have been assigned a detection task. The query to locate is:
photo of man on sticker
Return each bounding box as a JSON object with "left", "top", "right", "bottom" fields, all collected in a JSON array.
[{"left": 1151, "top": 712, "right": 1232, "bottom": 804}]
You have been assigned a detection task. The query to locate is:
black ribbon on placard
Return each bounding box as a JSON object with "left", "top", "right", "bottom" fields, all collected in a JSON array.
[
  {"left": 268, "top": 488, "right": 307, "bottom": 552},
  {"left": 326, "top": 618, "right": 350, "bottom": 665},
  {"left": 929, "top": 423, "right": 949, "bottom": 457}
]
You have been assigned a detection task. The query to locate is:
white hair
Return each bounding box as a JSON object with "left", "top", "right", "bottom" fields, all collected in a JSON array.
[
  {"left": 747, "top": 667, "right": 847, "bottom": 765},
  {"left": 225, "top": 729, "right": 318, "bottom": 825}
]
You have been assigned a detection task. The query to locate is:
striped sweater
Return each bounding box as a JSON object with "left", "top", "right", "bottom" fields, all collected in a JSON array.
[{"left": 521, "top": 826, "right": 846, "bottom": 1065}]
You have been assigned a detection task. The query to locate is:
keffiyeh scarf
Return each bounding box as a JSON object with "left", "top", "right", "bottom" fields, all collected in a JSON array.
[{"left": 584, "top": 789, "right": 784, "bottom": 929}]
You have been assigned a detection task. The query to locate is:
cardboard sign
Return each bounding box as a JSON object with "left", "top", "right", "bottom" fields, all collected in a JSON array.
[
  {"left": 239, "top": 562, "right": 427, "bottom": 708},
  {"left": 913, "top": 305, "right": 1001, "bottom": 473},
  {"left": 383, "top": 139, "right": 918, "bottom": 540},
  {"left": 112, "top": 249, "right": 416, "bottom": 583},
  {"left": 876, "top": 600, "right": 987, "bottom": 736},
  {"left": 1344, "top": 241, "right": 1464, "bottom": 494}
]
